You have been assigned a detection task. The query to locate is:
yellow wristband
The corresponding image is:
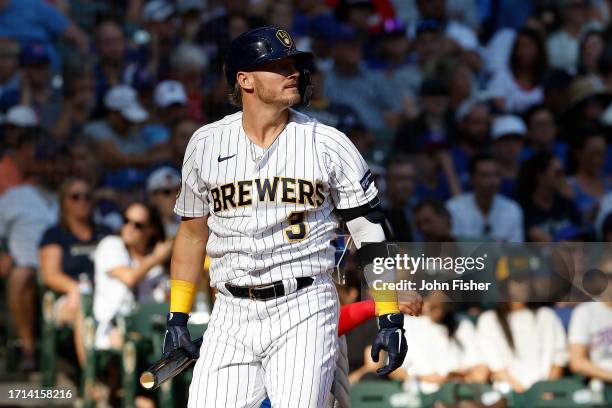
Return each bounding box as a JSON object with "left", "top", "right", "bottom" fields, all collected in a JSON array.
[
  {"left": 371, "top": 288, "right": 400, "bottom": 315},
  {"left": 170, "top": 279, "right": 196, "bottom": 314}
]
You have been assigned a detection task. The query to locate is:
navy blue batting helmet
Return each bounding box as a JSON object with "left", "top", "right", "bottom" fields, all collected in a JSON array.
[{"left": 224, "top": 26, "right": 314, "bottom": 106}]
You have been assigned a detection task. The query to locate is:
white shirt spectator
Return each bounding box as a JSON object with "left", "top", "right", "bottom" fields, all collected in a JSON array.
[
  {"left": 546, "top": 30, "right": 579, "bottom": 72},
  {"left": 93, "top": 235, "right": 164, "bottom": 349},
  {"left": 483, "top": 29, "right": 516, "bottom": 76},
  {"left": 568, "top": 302, "right": 612, "bottom": 372},
  {"left": 477, "top": 308, "right": 568, "bottom": 391},
  {"left": 487, "top": 69, "right": 543, "bottom": 113},
  {"left": 446, "top": 193, "right": 524, "bottom": 242},
  {"left": 0, "top": 185, "right": 57, "bottom": 268},
  {"left": 403, "top": 316, "right": 484, "bottom": 393}
]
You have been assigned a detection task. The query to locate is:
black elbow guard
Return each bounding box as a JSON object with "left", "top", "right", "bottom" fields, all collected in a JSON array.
[
  {"left": 336, "top": 198, "right": 396, "bottom": 267},
  {"left": 335, "top": 197, "right": 395, "bottom": 241}
]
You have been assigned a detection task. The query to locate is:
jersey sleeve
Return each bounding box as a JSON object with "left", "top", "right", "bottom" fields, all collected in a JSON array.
[
  {"left": 568, "top": 304, "right": 589, "bottom": 345},
  {"left": 174, "top": 133, "right": 210, "bottom": 217},
  {"left": 318, "top": 128, "right": 378, "bottom": 210}
]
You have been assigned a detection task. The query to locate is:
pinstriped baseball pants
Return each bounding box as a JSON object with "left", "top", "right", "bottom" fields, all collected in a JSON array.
[{"left": 188, "top": 274, "right": 340, "bottom": 408}]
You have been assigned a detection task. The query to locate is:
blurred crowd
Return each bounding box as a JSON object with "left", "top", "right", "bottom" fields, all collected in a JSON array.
[{"left": 0, "top": 0, "right": 612, "bottom": 405}]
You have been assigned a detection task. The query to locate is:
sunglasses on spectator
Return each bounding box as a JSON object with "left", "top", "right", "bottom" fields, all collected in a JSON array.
[
  {"left": 153, "top": 188, "right": 177, "bottom": 196},
  {"left": 69, "top": 192, "right": 93, "bottom": 202},
  {"left": 125, "top": 218, "right": 148, "bottom": 230}
]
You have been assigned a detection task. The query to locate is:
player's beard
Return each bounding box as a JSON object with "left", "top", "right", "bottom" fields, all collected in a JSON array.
[{"left": 253, "top": 78, "right": 301, "bottom": 107}]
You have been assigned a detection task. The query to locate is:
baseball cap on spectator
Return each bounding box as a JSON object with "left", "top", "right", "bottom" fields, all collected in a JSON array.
[
  {"left": 177, "top": 0, "right": 204, "bottom": 13},
  {"left": 564, "top": 76, "right": 612, "bottom": 116},
  {"left": 492, "top": 115, "right": 526, "bottom": 141},
  {"left": 142, "top": 0, "right": 175, "bottom": 22},
  {"left": 154, "top": 80, "right": 187, "bottom": 108},
  {"left": 147, "top": 166, "right": 181, "bottom": 193},
  {"left": 20, "top": 43, "right": 50, "bottom": 66},
  {"left": 104, "top": 85, "right": 149, "bottom": 123},
  {"left": 4, "top": 105, "right": 39, "bottom": 127}
]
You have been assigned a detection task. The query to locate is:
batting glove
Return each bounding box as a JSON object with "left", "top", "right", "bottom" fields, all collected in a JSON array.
[
  {"left": 163, "top": 312, "right": 199, "bottom": 359},
  {"left": 371, "top": 313, "right": 407, "bottom": 376}
]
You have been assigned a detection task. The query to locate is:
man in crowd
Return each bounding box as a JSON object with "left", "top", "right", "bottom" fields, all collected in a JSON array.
[{"left": 446, "top": 153, "right": 524, "bottom": 242}]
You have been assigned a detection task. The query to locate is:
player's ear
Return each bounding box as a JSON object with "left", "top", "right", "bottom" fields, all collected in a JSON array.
[{"left": 237, "top": 72, "right": 254, "bottom": 91}]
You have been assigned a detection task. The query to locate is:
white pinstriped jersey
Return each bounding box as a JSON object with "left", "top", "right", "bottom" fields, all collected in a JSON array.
[{"left": 174, "top": 109, "right": 377, "bottom": 287}]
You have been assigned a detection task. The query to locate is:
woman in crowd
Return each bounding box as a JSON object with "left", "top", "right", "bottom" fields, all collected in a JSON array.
[
  {"left": 93, "top": 201, "right": 171, "bottom": 351},
  {"left": 567, "top": 130, "right": 611, "bottom": 224},
  {"left": 577, "top": 30, "right": 606, "bottom": 77},
  {"left": 39, "top": 177, "right": 111, "bottom": 366},
  {"left": 477, "top": 271, "right": 567, "bottom": 394},
  {"left": 393, "top": 290, "right": 488, "bottom": 394},
  {"left": 487, "top": 28, "right": 547, "bottom": 113},
  {"left": 517, "top": 151, "right": 581, "bottom": 242}
]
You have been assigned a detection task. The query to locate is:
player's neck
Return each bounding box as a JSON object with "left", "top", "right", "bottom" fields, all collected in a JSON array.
[{"left": 242, "top": 105, "right": 290, "bottom": 148}]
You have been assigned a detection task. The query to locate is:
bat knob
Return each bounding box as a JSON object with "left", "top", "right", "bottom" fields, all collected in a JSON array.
[{"left": 140, "top": 371, "right": 156, "bottom": 389}]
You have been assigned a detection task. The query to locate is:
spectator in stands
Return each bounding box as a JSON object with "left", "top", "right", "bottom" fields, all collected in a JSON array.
[
  {"left": 434, "top": 57, "right": 475, "bottom": 111},
  {"left": 92, "top": 17, "right": 140, "bottom": 108},
  {"left": 394, "top": 78, "right": 453, "bottom": 155},
  {"left": 415, "top": 0, "right": 481, "bottom": 71},
  {"left": 141, "top": 0, "right": 178, "bottom": 80},
  {"left": 0, "top": 144, "right": 65, "bottom": 372},
  {"left": 0, "top": 38, "right": 20, "bottom": 112},
  {"left": 450, "top": 98, "right": 491, "bottom": 188},
  {"left": 413, "top": 199, "right": 455, "bottom": 242},
  {"left": 562, "top": 76, "right": 612, "bottom": 141},
  {"left": 487, "top": 28, "right": 547, "bottom": 113},
  {"left": 547, "top": 0, "right": 593, "bottom": 71},
  {"left": 517, "top": 151, "right": 581, "bottom": 242},
  {"left": 404, "top": 19, "right": 447, "bottom": 96},
  {"left": 567, "top": 130, "right": 610, "bottom": 223},
  {"left": 147, "top": 167, "right": 181, "bottom": 238},
  {"left": 446, "top": 154, "right": 524, "bottom": 242},
  {"left": 382, "top": 155, "right": 417, "bottom": 241},
  {"left": 83, "top": 85, "right": 169, "bottom": 174},
  {"left": 141, "top": 80, "right": 188, "bottom": 147},
  {"left": 577, "top": 29, "right": 606, "bottom": 77},
  {"left": 67, "top": 139, "right": 123, "bottom": 232},
  {"left": 322, "top": 24, "right": 402, "bottom": 131},
  {"left": 93, "top": 202, "right": 171, "bottom": 351},
  {"left": 368, "top": 18, "right": 417, "bottom": 115},
  {"left": 396, "top": 290, "right": 488, "bottom": 393},
  {"left": 176, "top": 0, "right": 205, "bottom": 43},
  {"left": 18, "top": 43, "right": 63, "bottom": 132},
  {"left": 39, "top": 177, "right": 111, "bottom": 366},
  {"left": 296, "top": 61, "right": 363, "bottom": 133},
  {"left": 568, "top": 301, "right": 612, "bottom": 387},
  {"left": 50, "top": 59, "right": 96, "bottom": 143},
  {"left": 0, "top": 105, "right": 38, "bottom": 194},
  {"left": 169, "top": 118, "right": 199, "bottom": 170},
  {"left": 477, "top": 272, "right": 567, "bottom": 393},
  {"left": 0, "top": 0, "right": 88, "bottom": 63},
  {"left": 170, "top": 43, "right": 208, "bottom": 122},
  {"left": 490, "top": 115, "right": 526, "bottom": 199},
  {"left": 521, "top": 104, "right": 567, "bottom": 163}
]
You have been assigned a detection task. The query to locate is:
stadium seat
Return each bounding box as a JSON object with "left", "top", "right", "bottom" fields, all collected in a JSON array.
[
  {"left": 351, "top": 380, "right": 403, "bottom": 408},
  {"left": 511, "top": 378, "right": 592, "bottom": 408},
  {"left": 421, "top": 382, "right": 495, "bottom": 407}
]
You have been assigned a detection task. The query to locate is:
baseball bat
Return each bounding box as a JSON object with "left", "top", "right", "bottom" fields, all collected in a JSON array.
[{"left": 140, "top": 337, "right": 203, "bottom": 390}]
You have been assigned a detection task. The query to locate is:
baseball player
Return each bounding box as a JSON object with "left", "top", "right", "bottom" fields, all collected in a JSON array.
[{"left": 162, "top": 26, "right": 413, "bottom": 407}]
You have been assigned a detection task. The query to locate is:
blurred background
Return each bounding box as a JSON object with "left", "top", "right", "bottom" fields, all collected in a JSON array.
[{"left": 0, "top": 0, "right": 612, "bottom": 407}]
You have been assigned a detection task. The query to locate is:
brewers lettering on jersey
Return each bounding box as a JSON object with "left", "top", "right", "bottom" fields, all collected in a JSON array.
[{"left": 161, "top": 26, "right": 408, "bottom": 408}]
